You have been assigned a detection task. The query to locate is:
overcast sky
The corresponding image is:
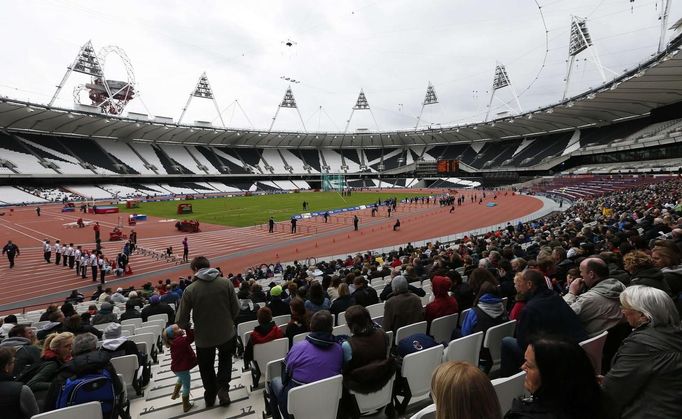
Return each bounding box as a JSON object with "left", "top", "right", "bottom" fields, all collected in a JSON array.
[{"left": 0, "top": 0, "right": 678, "bottom": 132}]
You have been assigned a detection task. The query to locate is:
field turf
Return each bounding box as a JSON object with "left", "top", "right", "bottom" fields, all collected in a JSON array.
[{"left": 119, "top": 191, "right": 428, "bottom": 227}]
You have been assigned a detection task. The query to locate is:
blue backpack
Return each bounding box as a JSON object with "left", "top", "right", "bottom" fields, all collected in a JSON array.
[{"left": 56, "top": 368, "right": 116, "bottom": 417}]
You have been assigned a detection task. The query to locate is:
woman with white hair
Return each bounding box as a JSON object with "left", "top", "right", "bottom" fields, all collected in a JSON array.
[{"left": 602, "top": 285, "right": 682, "bottom": 418}]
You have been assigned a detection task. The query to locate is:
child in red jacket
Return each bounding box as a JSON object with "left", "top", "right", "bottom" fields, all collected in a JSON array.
[
  {"left": 163, "top": 324, "right": 197, "bottom": 412},
  {"left": 244, "top": 307, "right": 284, "bottom": 367}
]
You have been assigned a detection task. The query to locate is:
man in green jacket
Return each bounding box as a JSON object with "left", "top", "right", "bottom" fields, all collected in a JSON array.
[{"left": 176, "top": 256, "right": 240, "bottom": 408}]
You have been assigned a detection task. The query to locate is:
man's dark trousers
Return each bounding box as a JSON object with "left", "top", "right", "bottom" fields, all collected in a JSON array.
[{"left": 196, "top": 336, "right": 236, "bottom": 404}]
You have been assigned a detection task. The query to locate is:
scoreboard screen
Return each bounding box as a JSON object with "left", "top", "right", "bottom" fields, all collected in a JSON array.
[{"left": 437, "top": 159, "right": 459, "bottom": 173}]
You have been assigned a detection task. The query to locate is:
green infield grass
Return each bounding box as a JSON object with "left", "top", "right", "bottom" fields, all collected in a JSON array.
[{"left": 119, "top": 191, "right": 429, "bottom": 227}]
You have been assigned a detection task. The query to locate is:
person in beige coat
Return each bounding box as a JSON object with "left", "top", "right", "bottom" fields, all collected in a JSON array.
[{"left": 382, "top": 275, "right": 424, "bottom": 335}]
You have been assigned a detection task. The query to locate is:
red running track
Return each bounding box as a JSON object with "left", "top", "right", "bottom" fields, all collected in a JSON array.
[{"left": 0, "top": 191, "right": 542, "bottom": 313}]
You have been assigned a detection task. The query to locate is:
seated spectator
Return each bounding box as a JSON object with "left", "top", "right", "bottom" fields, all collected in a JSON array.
[
  {"left": 25, "top": 332, "right": 74, "bottom": 407},
  {"left": 431, "top": 361, "right": 501, "bottom": 419},
  {"left": 509, "top": 272, "right": 529, "bottom": 320},
  {"left": 90, "top": 285, "right": 104, "bottom": 301},
  {"left": 326, "top": 276, "right": 341, "bottom": 301},
  {"left": 42, "top": 332, "right": 123, "bottom": 413},
  {"left": 91, "top": 302, "right": 118, "bottom": 325},
  {"left": 110, "top": 288, "right": 128, "bottom": 304},
  {"left": 60, "top": 302, "right": 76, "bottom": 319},
  {"left": 39, "top": 305, "right": 59, "bottom": 322},
  {"left": 563, "top": 257, "right": 626, "bottom": 337},
  {"left": 602, "top": 285, "right": 682, "bottom": 418},
  {"left": 0, "top": 315, "right": 18, "bottom": 338},
  {"left": 461, "top": 282, "right": 508, "bottom": 371},
  {"left": 0, "top": 325, "right": 40, "bottom": 377},
  {"left": 351, "top": 276, "right": 379, "bottom": 307},
  {"left": 268, "top": 311, "right": 343, "bottom": 419},
  {"left": 141, "top": 294, "right": 175, "bottom": 324},
  {"left": 382, "top": 275, "right": 424, "bottom": 334},
  {"left": 64, "top": 290, "right": 84, "bottom": 305},
  {"left": 379, "top": 276, "right": 426, "bottom": 302},
  {"left": 425, "top": 275, "right": 458, "bottom": 325},
  {"left": 341, "top": 305, "right": 393, "bottom": 394},
  {"left": 449, "top": 270, "right": 474, "bottom": 311},
  {"left": 119, "top": 300, "right": 142, "bottom": 321},
  {"left": 285, "top": 298, "right": 309, "bottom": 346},
  {"left": 244, "top": 307, "right": 284, "bottom": 366},
  {"left": 266, "top": 286, "right": 290, "bottom": 317},
  {"left": 0, "top": 347, "right": 39, "bottom": 418},
  {"left": 500, "top": 270, "right": 587, "bottom": 377},
  {"left": 330, "top": 283, "right": 355, "bottom": 321},
  {"left": 250, "top": 284, "right": 267, "bottom": 304},
  {"left": 623, "top": 250, "right": 672, "bottom": 295},
  {"left": 160, "top": 284, "right": 182, "bottom": 305},
  {"left": 36, "top": 311, "right": 65, "bottom": 341},
  {"left": 63, "top": 314, "right": 102, "bottom": 339},
  {"left": 304, "top": 281, "right": 331, "bottom": 313},
  {"left": 126, "top": 291, "right": 144, "bottom": 310},
  {"left": 505, "top": 336, "right": 606, "bottom": 419},
  {"left": 652, "top": 240, "right": 682, "bottom": 298},
  {"left": 100, "top": 323, "right": 143, "bottom": 365},
  {"left": 97, "top": 287, "right": 112, "bottom": 303},
  {"left": 468, "top": 268, "right": 499, "bottom": 296}
]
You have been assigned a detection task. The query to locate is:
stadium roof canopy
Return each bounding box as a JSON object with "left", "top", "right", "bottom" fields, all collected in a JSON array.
[{"left": 1, "top": 41, "right": 681, "bottom": 149}]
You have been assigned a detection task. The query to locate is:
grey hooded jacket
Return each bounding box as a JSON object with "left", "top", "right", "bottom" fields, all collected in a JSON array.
[
  {"left": 176, "top": 268, "right": 240, "bottom": 347},
  {"left": 563, "top": 278, "right": 626, "bottom": 337}
]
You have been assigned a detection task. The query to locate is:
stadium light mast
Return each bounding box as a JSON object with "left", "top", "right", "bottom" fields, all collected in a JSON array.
[
  {"left": 563, "top": 16, "right": 610, "bottom": 100},
  {"left": 658, "top": 0, "right": 672, "bottom": 53},
  {"left": 415, "top": 82, "right": 439, "bottom": 129},
  {"left": 484, "top": 63, "right": 522, "bottom": 122},
  {"left": 344, "top": 89, "right": 380, "bottom": 133},
  {"left": 268, "top": 86, "right": 307, "bottom": 132},
  {"left": 178, "top": 72, "right": 225, "bottom": 127}
]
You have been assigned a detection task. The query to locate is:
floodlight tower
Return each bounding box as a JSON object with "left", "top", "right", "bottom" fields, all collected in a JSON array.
[
  {"left": 178, "top": 72, "right": 226, "bottom": 127},
  {"left": 268, "top": 86, "right": 307, "bottom": 132},
  {"left": 415, "top": 82, "right": 439, "bottom": 129},
  {"left": 484, "top": 63, "right": 522, "bottom": 122},
  {"left": 563, "top": 16, "right": 609, "bottom": 100},
  {"left": 344, "top": 89, "right": 380, "bottom": 133}
]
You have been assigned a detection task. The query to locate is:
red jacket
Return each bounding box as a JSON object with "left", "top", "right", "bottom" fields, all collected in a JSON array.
[
  {"left": 250, "top": 322, "right": 284, "bottom": 345},
  {"left": 170, "top": 329, "right": 197, "bottom": 372},
  {"left": 425, "top": 276, "right": 458, "bottom": 323},
  {"left": 510, "top": 301, "right": 526, "bottom": 320}
]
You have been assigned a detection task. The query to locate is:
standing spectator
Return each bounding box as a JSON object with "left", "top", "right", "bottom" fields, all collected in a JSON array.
[
  {"left": 269, "top": 217, "right": 275, "bottom": 233},
  {"left": 43, "top": 240, "right": 51, "bottom": 263},
  {"left": 182, "top": 237, "right": 189, "bottom": 263},
  {"left": 0, "top": 347, "right": 39, "bottom": 419},
  {"left": 54, "top": 240, "right": 62, "bottom": 266},
  {"left": 0, "top": 325, "right": 40, "bottom": 377},
  {"left": 382, "top": 276, "right": 424, "bottom": 334},
  {"left": 290, "top": 217, "right": 297, "bottom": 234},
  {"left": 67, "top": 243, "right": 76, "bottom": 269},
  {"left": 163, "top": 324, "right": 197, "bottom": 412},
  {"left": 93, "top": 222, "right": 100, "bottom": 242},
  {"left": 176, "top": 256, "right": 240, "bottom": 408},
  {"left": 353, "top": 215, "right": 359, "bottom": 231},
  {"left": 2, "top": 240, "right": 20, "bottom": 268}
]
